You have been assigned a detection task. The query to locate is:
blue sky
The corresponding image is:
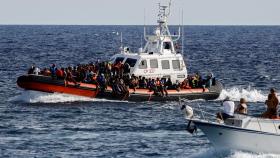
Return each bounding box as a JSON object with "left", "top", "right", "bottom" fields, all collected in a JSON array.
[{"left": 0, "top": 0, "right": 279, "bottom": 25}]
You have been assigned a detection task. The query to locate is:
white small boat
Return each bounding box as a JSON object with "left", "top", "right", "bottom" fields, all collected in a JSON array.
[{"left": 184, "top": 105, "right": 280, "bottom": 154}]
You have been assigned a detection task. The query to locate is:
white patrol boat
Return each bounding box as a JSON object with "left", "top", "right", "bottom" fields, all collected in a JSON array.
[{"left": 17, "top": 1, "right": 223, "bottom": 101}]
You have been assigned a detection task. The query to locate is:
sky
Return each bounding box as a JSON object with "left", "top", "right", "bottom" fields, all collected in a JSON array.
[{"left": 0, "top": 0, "right": 280, "bottom": 25}]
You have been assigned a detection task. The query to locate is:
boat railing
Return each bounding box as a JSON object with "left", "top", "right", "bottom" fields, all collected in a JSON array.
[
  {"left": 256, "top": 118, "right": 262, "bottom": 131},
  {"left": 255, "top": 117, "right": 279, "bottom": 134},
  {"left": 272, "top": 120, "right": 278, "bottom": 134},
  {"left": 182, "top": 102, "right": 219, "bottom": 123}
]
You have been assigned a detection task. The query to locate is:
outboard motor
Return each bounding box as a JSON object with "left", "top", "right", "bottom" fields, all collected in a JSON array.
[
  {"left": 181, "top": 105, "right": 197, "bottom": 134},
  {"left": 181, "top": 104, "right": 193, "bottom": 119}
]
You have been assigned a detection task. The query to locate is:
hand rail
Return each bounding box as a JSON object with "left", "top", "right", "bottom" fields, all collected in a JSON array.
[
  {"left": 272, "top": 120, "right": 278, "bottom": 134},
  {"left": 256, "top": 118, "right": 262, "bottom": 131}
]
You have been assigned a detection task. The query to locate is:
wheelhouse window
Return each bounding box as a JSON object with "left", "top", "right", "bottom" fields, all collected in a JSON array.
[
  {"left": 124, "top": 58, "right": 137, "bottom": 67},
  {"left": 139, "top": 60, "right": 147, "bottom": 69},
  {"left": 161, "top": 60, "right": 170, "bottom": 69},
  {"left": 150, "top": 59, "right": 158, "bottom": 68},
  {"left": 114, "top": 57, "right": 125, "bottom": 64},
  {"left": 172, "top": 60, "right": 180, "bottom": 70},
  {"left": 163, "top": 42, "right": 171, "bottom": 50}
]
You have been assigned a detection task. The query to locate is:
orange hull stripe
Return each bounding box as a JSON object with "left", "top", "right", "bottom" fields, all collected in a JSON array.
[{"left": 20, "top": 82, "right": 98, "bottom": 98}]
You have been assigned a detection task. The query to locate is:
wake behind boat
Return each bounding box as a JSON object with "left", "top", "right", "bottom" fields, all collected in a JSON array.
[{"left": 17, "top": 2, "right": 223, "bottom": 101}]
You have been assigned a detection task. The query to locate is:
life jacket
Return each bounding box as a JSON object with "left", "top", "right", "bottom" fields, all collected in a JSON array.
[{"left": 56, "top": 69, "right": 63, "bottom": 77}]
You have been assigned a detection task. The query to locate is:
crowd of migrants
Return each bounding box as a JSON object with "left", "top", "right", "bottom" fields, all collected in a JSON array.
[{"left": 28, "top": 60, "right": 215, "bottom": 98}]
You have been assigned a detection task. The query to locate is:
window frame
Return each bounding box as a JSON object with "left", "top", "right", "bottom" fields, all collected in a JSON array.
[
  {"left": 114, "top": 57, "right": 125, "bottom": 64},
  {"left": 124, "top": 58, "right": 137, "bottom": 67},
  {"left": 163, "top": 42, "right": 171, "bottom": 50},
  {"left": 172, "top": 60, "right": 180, "bottom": 70},
  {"left": 150, "top": 59, "right": 158, "bottom": 68},
  {"left": 139, "top": 59, "right": 147, "bottom": 69},
  {"left": 161, "top": 60, "right": 170, "bottom": 69}
]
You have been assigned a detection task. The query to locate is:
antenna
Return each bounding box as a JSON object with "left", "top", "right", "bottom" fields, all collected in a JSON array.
[
  {"left": 120, "top": 32, "right": 123, "bottom": 49},
  {"left": 144, "top": 8, "right": 146, "bottom": 26},
  {"left": 141, "top": 35, "right": 143, "bottom": 49},
  {"left": 143, "top": 8, "right": 148, "bottom": 42},
  {"left": 167, "top": 0, "right": 172, "bottom": 16},
  {"left": 181, "top": 9, "right": 184, "bottom": 58}
]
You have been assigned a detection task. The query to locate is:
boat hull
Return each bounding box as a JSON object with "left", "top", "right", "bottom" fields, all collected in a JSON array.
[
  {"left": 193, "top": 120, "right": 280, "bottom": 154},
  {"left": 17, "top": 75, "right": 223, "bottom": 101},
  {"left": 101, "top": 80, "right": 223, "bottom": 101},
  {"left": 17, "top": 75, "right": 98, "bottom": 98}
]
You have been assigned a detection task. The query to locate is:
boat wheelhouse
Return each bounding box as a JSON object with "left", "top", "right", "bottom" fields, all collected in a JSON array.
[{"left": 111, "top": 2, "right": 187, "bottom": 83}]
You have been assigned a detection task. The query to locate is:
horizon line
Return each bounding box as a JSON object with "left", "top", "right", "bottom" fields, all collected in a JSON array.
[{"left": 0, "top": 24, "right": 280, "bottom": 26}]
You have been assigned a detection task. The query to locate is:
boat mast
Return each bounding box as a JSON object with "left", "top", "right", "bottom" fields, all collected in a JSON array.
[
  {"left": 181, "top": 9, "right": 184, "bottom": 58},
  {"left": 120, "top": 32, "right": 123, "bottom": 49},
  {"left": 157, "top": 1, "right": 172, "bottom": 37},
  {"left": 142, "top": 0, "right": 181, "bottom": 53}
]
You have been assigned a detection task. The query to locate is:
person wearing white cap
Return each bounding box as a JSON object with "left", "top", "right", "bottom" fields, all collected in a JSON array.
[{"left": 217, "top": 96, "right": 235, "bottom": 121}]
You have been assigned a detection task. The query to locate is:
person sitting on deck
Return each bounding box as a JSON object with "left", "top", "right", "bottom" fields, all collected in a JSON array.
[
  {"left": 262, "top": 88, "right": 279, "bottom": 118},
  {"left": 123, "top": 62, "right": 130, "bottom": 75},
  {"left": 181, "top": 78, "right": 191, "bottom": 89},
  {"left": 235, "top": 98, "right": 248, "bottom": 115},
  {"left": 119, "top": 78, "right": 129, "bottom": 100},
  {"left": 217, "top": 97, "right": 235, "bottom": 122},
  {"left": 28, "top": 65, "right": 35, "bottom": 74},
  {"left": 165, "top": 78, "right": 172, "bottom": 90},
  {"left": 138, "top": 77, "right": 146, "bottom": 89},
  {"left": 174, "top": 80, "right": 181, "bottom": 91},
  {"left": 56, "top": 68, "right": 64, "bottom": 80},
  {"left": 149, "top": 79, "right": 158, "bottom": 94},
  {"left": 83, "top": 69, "right": 92, "bottom": 83},
  {"left": 114, "top": 61, "right": 123, "bottom": 77},
  {"left": 50, "top": 64, "right": 57, "bottom": 79},
  {"left": 97, "top": 74, "right": 106, "bottom": 92},
  {"left": 130, "top": 74, "right": 138, "bottom": 93},
  {"left": 91, "top": 73, "right": 98, "bottom": 84},
  {"left": 205, "top": 72, "right": 214, "bottom": 88},
  {"left": 34, "top": 66, "right": 40, "bottom": 75},
  {"left": 66, "top": 68, "right": 79, "bottom": 86},
  {"left": 161, "top": 78, "right": 168, "bottom": 97},
  {"left": 156, "top": 78, "right": 164, "bottom": 96}
]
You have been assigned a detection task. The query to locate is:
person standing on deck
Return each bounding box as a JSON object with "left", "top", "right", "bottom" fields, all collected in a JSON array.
[{"left": 262, "top": 88, "right": 279, "bottom": 118}]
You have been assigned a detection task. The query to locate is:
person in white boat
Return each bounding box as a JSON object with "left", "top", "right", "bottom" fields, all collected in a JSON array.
[
  {"left": 217, "top": 97, "right": 235, "bottom": 121},
  {"left": 262, "top": 88, "right": 279, "bottom": 118},
  {"left": 235, "top": 98, "right": 248, "bottom": 115}
]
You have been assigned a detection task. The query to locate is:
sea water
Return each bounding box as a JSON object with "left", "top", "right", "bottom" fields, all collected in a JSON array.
[{"left": 1, "top": 25, "right": 280, "bottom": 157}]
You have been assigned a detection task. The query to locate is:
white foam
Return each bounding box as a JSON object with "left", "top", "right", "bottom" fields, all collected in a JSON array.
[
  {"left": 217, "top": 87, "right": 267, "bottom": 103},
  {"left": 190, "top": 148, "right": 280, "bottom": 158},
  {"left": 10, "top": 90, "right": 127, "bottom": 103},
  {"left": 189, "top": 147, "right": 218, "bottom": 158},
  {"left": 229, "top": 151, "right": 280, "bottom": 158}
]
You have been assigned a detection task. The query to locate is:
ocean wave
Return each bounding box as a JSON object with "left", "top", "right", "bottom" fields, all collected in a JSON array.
[
  {"left": 217, "top": 87, "right": 267, "bottom": 103},
  {"left": 10, "top": 90, "right": 126, "bottom": 103}
]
